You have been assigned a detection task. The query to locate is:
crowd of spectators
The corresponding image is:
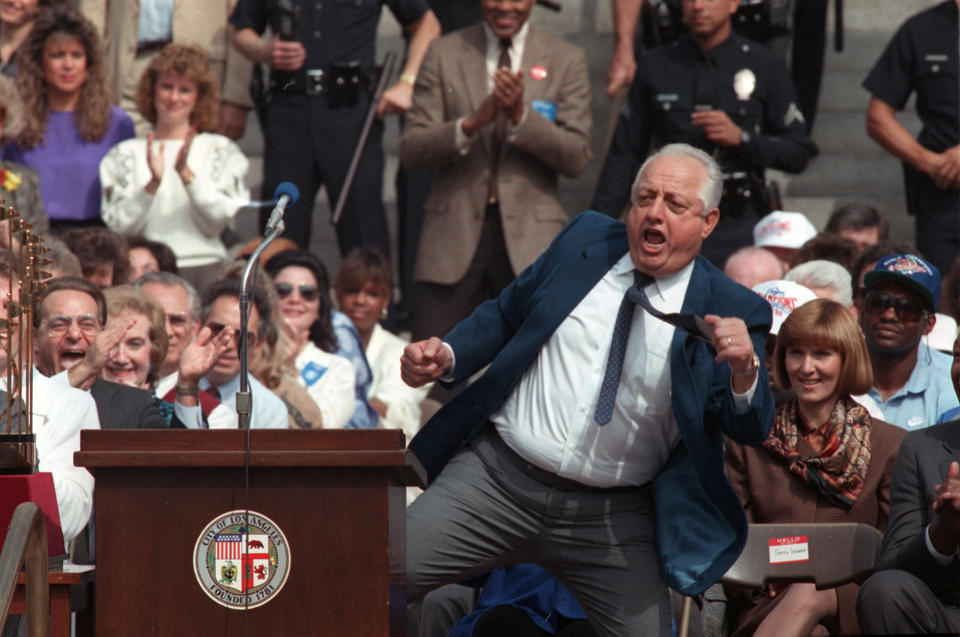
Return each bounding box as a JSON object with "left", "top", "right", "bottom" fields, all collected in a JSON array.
[{"left": 0, "top": 1, "right": 957, "bottom": 636}]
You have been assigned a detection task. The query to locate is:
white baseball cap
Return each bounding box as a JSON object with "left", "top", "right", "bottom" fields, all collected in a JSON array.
[
  {"left": 753, "top": 211, "right": 818, "bottom": 249},
  {"left": 752, "top": 280, "right": 819, "bottom": 335}
]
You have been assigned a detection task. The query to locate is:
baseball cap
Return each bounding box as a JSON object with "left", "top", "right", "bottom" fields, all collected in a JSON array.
[
  {"left": 863, "top": 253, "right": 941, "bottom": 311},
  {"left": 752, "top": 280, "right": 818, "bottom": 335},
  {"left": 753, "top": 211, "right": 818, "bottom": 249}
]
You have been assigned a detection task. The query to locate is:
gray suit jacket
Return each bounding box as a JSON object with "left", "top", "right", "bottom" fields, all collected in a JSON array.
[
  {"left": 89, "top": 379, "right": 169, "bottom": 430},
  {"left": 398, "top": 24, "right": 592, "bottom": 285},
  {"left": 878, "top": 419, "right": 960, "bottom": 605}
]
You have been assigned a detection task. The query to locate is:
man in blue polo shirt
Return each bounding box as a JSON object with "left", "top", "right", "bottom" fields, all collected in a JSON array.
[{"left": 860, "top": 253, "right": 958, "bottom": 430}]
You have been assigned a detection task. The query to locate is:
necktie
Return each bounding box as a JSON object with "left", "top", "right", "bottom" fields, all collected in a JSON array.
[
  {"left": 595, "top": 271, "right": 653, "bottom": 425},
  {"left": 693, "top": 50, "right": 715, "bottom": 111},
  {"left": 487, "top": 37, "right": 512, "bottom": 205},
  {"left": 594, "top": 271, "right": 715, "bottom": 426},
  {"left": 494, "top": 37, "right": 512, "bottom": 143},
  {"left": 206, "top": 384, "right": 221, "bottom": 401}
]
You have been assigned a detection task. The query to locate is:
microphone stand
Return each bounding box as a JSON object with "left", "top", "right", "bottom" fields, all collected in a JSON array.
[{"left": 237, "top": 211, "right": 286, "bottom": 429}]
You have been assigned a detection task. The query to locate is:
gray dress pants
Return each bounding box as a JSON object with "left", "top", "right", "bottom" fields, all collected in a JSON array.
[{"left": 406, "top": 429, "right": 671, "bottom": 637}]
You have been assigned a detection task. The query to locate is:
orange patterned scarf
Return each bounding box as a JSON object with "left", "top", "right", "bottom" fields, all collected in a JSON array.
[{"left": 762, "top": 395, "right": 872, "bottom": 509}]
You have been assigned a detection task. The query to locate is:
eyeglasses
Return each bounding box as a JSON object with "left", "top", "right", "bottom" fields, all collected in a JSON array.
[
  {"left": 206, "top": 321, "right": 257, "bottom": 344},
  {"left": 275, "top": 282, "right": 318, "bottom": 302},
  {"left": 863, "top": 292, "right": 928, "bottom": 323},
  {"left": 44, "top": 314, "right": 100, "bottom": 338}
]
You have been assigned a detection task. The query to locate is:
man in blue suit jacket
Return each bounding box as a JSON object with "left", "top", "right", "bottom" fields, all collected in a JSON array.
[{"left": 402, "top": 143, "right": 774, "bottom": 636}]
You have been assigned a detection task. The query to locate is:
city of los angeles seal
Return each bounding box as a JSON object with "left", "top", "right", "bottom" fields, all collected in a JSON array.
[{"left": 193, "top": 510, "right": 291, "bottom": 609}]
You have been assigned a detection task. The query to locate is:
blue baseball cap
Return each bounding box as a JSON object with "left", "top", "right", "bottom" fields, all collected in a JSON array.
[{"left": 863, "top": 253, "right": 941, "bottom": 311}]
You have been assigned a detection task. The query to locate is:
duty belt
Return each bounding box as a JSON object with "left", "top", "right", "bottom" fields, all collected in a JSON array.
[{"left": 270, "top": 62, "right": 370, "bottom": 108}]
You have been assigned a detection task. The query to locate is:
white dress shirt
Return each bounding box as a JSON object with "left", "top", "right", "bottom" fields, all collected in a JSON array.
[
  {"left": 4, "top": 371, "right": 98, "bottom": 543},
  {"left": 491, "top": 254, "right": 755, "bottom": 488},
  {"left": 174, "top": 373, "right": 288, "bottom": 429},
  {"left": 154, "top": 372, "right": 235, "bottom": 429}
]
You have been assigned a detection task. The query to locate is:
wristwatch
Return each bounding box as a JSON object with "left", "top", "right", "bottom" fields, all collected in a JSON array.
[
  {"left": 732, "top": 354, "right": 760, "bottom": 380},
  {"left": 739, "top": 130, "right": 752, "bottom": 146}
]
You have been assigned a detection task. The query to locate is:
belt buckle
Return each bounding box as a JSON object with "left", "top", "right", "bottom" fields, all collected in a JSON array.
[{"left": 305, "top": 69, "right": 324, "bottom": 96}]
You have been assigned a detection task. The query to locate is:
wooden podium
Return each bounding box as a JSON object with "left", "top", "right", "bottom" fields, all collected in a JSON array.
[{"left": 74, "top": 429, "right": 425, "bottom": 636}]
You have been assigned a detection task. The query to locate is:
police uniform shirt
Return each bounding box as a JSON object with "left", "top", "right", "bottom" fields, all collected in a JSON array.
[
  {"left": 862, "top": 1, "right": 958, "bottom": 158},
  {"left": 229, "top": 0, "right": 430, "bottom": 71},
  {"left": 593, "top": 33, "right": 813, "bottom": 218}
]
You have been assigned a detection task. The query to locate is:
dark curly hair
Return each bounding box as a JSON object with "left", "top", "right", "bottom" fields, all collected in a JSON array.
[
  {"left": 16, "top": 5, "right": 112, "bottom": 149},
  {"left": 127, "top": 237, "right": 179, "bottom": 276},
  {"left": 134, "top": 43, "right": 220, "bottom": 132},
  {"left": 59, "top": 227, "right": 130, "bottom": 287},
  {"left": 264, "top": 250, "right": 337, "bottom": 353}
]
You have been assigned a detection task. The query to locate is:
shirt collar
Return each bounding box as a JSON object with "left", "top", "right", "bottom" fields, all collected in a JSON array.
[
  {"left": 203, "top": 373, "right": 241, "bottom": 397},
  {"left": 612, "top": 254, "right": 696, "bottom": 305},
  {"left": 483, "top": 21, "right": 530, "bottom": 63}
]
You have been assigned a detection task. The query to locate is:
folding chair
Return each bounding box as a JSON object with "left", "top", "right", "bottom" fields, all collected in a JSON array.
[{"left": 678, "top": 522, "right": 884, "bottom": 637}]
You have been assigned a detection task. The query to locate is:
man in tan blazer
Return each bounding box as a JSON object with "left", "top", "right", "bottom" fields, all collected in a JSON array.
[
  {"left": 398, "top": 0, "right": 591, "bottom": 342},
  {"left": 79, "top": 0, "right": 253, "bottom": 139}
]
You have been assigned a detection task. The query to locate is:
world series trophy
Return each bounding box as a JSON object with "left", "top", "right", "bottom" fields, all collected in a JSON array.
[
  {"left": 0, "top": 205, "right": 49, "bottom": 472},
  {"left": 0, "top": 203, "right": 64, "bottom": 559}
]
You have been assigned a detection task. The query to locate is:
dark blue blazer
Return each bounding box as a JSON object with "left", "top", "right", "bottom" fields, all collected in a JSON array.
[{"left": 409, "top": 211, "right": 774, "bottom": 595}]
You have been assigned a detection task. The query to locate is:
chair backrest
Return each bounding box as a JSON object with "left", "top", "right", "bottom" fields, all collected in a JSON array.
[{"left": 721, "top": 522, "right": 883, "bottom": 590}]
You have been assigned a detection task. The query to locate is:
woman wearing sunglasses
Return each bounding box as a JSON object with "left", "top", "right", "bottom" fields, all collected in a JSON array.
[
  {"left": 263, "top": 250, "right": 355, "bottom": 429},
  {"left": 724, "top": 299, "right": 905, "bottom": 637}
]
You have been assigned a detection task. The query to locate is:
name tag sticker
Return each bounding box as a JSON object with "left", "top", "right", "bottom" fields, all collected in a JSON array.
[
  {"left": 532, "top": 99, "right": 557, "bottom": 122},
  {"left": 768, "top": 535, "right": 809, "bottom": 564},
  {"left": 301, "top": 362, "right": 328, "bottom": 387}
]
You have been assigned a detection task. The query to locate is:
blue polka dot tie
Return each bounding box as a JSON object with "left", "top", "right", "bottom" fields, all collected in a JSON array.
[{"left": 595, "top": 271, "right": 654, "bottom": 426}]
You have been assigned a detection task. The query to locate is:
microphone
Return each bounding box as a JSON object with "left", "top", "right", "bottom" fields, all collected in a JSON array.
[{"left": 265, "top": 182, "right": 299, "bottom": 234}]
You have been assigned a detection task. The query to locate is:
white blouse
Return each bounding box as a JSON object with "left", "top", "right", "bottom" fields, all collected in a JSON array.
[
  {"left": 100, "top": 133, "right": 249, "bottom": 268},
  {"left": 294, "top": 342, "right": 356, "bottom": 429}
]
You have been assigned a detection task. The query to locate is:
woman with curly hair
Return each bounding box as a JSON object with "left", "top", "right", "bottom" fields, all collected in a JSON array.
[
  {"left": 99, "top": 43, "right": 249, "bottom": 291},
  {"left": 0, "top": 74, "right": 47, "bottom": 236},
  {"left": 2, "top": 5, "right": 133, "bottom": 230}
]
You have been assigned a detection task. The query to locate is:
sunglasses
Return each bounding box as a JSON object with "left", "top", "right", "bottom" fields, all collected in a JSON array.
[
  {"left": 205, "top": 321, "right": 257, "bottom": 344},
  {"left": 863, "top": 291, "right": 928, "bottom": 323},
  {"left": 275, "top": 282, "right": 318, "bottom": 302}
]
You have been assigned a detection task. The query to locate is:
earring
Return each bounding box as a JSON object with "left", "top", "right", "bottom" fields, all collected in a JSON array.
[{"left": 379, "top": 307, "right": 388, "bottom": 320}]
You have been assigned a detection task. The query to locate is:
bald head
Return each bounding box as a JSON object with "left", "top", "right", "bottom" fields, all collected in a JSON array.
[{"left": 723, "top": 247, "right": 786, "bottom": 289}]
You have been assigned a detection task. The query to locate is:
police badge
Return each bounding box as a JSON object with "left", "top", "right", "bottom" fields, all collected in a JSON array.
[{"left": 733, "top": 69, "right": 756, "bottom": 101}]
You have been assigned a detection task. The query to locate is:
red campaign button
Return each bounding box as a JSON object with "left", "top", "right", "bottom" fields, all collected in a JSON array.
[{"left": 530, "top": 65, "right": 547, "bottom": 80}]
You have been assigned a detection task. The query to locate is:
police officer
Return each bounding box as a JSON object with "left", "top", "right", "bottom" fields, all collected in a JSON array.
[
  {"left": 593, "top": 0, "right": 814, "bottom": 267},
  {"left": 229, "top": 0, "right": 440, "bottom": 255},
  {"left": 863, "top": 0, "right": 959, "bottom": 278}
]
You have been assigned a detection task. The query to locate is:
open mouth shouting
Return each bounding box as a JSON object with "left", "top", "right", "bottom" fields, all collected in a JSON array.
[{"left": 58, "top": 345, "right": 88, "bottom": 370}]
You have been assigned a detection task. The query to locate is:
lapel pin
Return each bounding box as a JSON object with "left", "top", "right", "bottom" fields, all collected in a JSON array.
[{"left": 530, "top": 65, "right": 547, "bottom": 80}]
